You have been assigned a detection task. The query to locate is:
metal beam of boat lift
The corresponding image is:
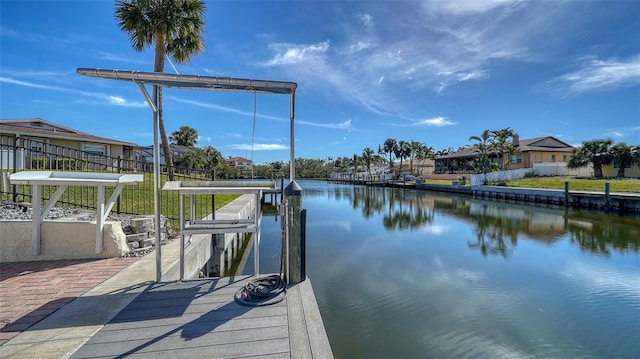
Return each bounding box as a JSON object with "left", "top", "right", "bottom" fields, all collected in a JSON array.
[
  {"left": 77, "top": 68, "right": 297, "bottom": 283},
  {"left": 9, "top": 171, "right": 143, "bottom": 255}
]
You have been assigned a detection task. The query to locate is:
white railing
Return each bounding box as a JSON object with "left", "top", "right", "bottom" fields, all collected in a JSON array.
[
  {"left": 532, "top": 162, "right": 593, "bottom": 177},
  {"left": 470, "top": 168, "right": 532, "bottom": 186},
  {"left": 470, "top": 162, "right": 595, "bottom": 185}
]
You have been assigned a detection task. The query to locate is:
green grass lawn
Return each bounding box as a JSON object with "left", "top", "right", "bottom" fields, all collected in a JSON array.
[
  {"left": 421, "top": 176, "right": 639, "bottom": 193},
  {"left": 505, "top": 176, "right": 640, "bottom": 193}
]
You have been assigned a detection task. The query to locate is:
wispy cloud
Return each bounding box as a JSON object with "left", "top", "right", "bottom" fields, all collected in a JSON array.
[
  {"left": 0, "top": 76, "right": 146, "bottom": 107},
  {"left": 427, "top": 0, "right": 518, "bottom": 15},
  {"left": 107, "top": 96, "right": 146, "bottom": 108},
  {"left": 227, "top": 143, "right": 288, "bottom": 151},
  {"left": 168, "top": 96, "right": 287, "bottom": 123},
  {"left": 394, "top": 116, "right": 457, "bottom": 127},
  {"left": 257, "top": 1, "right": 550, "bottom": 118},
  {"left": 93, "top": 51, "right": 150, "bottom": 65},
  {"left": 169, "top": 96, "right": 353, "bottom": 131},
  {"left": 542, "top": 55, "right": 640, "bottom": 96},
  {"left": 261, "top": 40, "right": 330, "bottom": 66},
  {"left": 298, "top": 119, "right": 352, "bottom": 130}
]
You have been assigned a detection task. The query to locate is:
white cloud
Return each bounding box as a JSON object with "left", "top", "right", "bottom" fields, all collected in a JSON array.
[
  {"left": 261, "top": 40, "right": 330, "bottom": 66},
  {"left": 347, "top": 40, "right": 375, "bottom": 54},
  {"left": 298, "top": 119, "right": 352, "bottom": 130},
  {"left": 168, "top": 96, "right": 287, "bottom": 123},
  {"left": 170, "top": 96, "right": 352, "bottom": 131},
  {"left": 108, "top": 96, "right": 146, "bottom": 108},
  {"left": 0, "top": 76, "right": 147, "bottom": 107},
  {"left": 255, "top": 1, "right": 550, "bottom": 119},
  {"left": 543, "top": 55, "right": 640, "bottom": 96},
  {"left": 395, "top": 116, "right": 457, "bottom": 127},
  {"left": 359, "top": 13, "right": 373, "bottom": 25},
  {"left": 227, "top": 143, "right": 288, "bottom": 151},
  {"left": 428, "top": 0, "right": 517, "bottom": 14},
  {"left": 94, "top": 51, "right": 149, "bottom": 65}
]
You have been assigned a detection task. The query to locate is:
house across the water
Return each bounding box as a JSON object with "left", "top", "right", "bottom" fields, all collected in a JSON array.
[{"left": 434, "top": 135, "right": 574, "bottom": 174}]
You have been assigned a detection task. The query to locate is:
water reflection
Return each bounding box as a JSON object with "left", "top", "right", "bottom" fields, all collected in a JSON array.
[
  {"left": 293, "top": 181, "right": 640, "bottom": 359},
  {"left": 310, "top": 182, "right": 640, "bottom": 257}
]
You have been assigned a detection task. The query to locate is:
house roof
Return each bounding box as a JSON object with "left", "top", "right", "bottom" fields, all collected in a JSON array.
[
  {"left": 227, "top": 156, "right": 252, "bottom": 163},
  {"left": 435, "top": 136, "right": 574, "bottom": 160},
  {"left": 517, "top": 136, "right": 574, "bottom": 153},
  {"left": 0, "top": 118, "right": 137, "bottom": 147}
]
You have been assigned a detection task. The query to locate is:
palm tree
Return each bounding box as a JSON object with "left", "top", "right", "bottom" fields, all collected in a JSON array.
[
  {"left": 567, "top": 139, "right": 613, "bottom": 178},
  {"left": 202, "top": 145, "right": 223, "bottom": 172},
  {"left": 362, "top": 147, "right": 375, "bottom": 178},
  {"left": 116, "top": 0, "right": 206, "bottom": 180},
  {"left": 469, "top": 129, "right": 492, "bottom": 174},
  {"left": 610, "top": 142, "right": 634, "bottom": 178},
  {"left": 491, "top": 127, "right": 515, "bottom": 170},
  {"left": 383, "top": 138, "right": 398, "bottom": 168},
  {"left": 351, "top": 154, "right": 361, "bottom": 180},
  {"left": 169, "top": 125, "right": 199, "bottom": 147},
  {"left": 395, "top": 140, "right": 411, "bottom": 173},
  {"left": 409, "top": 141, "right": 424, "bottom": 174},
  {"left": 416, "top": 145, "right": 434, "bottom": 176},
  {"left": 504, "top": 144, "right": 520, "bottom": 170}
]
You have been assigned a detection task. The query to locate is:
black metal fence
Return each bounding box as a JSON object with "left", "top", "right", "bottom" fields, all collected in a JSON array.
[{"left": 0, "top": 134, "right": 218, "bottom": 227}]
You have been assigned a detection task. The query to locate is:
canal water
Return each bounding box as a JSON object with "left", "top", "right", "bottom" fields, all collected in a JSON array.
[{"left": 254, "top": 180, "right": 640, "bottom": 359}]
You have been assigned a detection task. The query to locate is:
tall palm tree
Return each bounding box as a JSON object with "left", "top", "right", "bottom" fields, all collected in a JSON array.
[
  {"left": 351, "top": 154, "right": 361, "bottom": 180},
  {"left": 567, "top": 139, "right": 613, "bottom": 178},
  {"left": 116, "top": 0, "right": 206, "bottom": 180},
  {"left": 409, "top": 140, "right": 424, "bottom": 174},
  {"left": 469, "top": 129, "right": 492, "bottom": 174},
  {"left": 362, "top": 147, "right": 375, "bottom": 177},
  {"left": 383, "top": 138, "right": 398, "bottom": 168},
  {"left": 490, "top": 127, "right": 515, "bottom": 170},
  {"left": 416, "top": 145, "right": 434, "bottom": 176},
  {"left": 395, "top": 140, "right": 411, "bottom": 173}
]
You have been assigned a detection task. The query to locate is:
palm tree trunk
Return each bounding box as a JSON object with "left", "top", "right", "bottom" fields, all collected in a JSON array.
[
  {"left": 157, "top": 88, "right": 174, "bottom": 181},
  {"left": 154, "top": 33, "right": 175, "bottom": 181},
  {"left": 594, "top": 163, "right": 603, "bottom": 178}
]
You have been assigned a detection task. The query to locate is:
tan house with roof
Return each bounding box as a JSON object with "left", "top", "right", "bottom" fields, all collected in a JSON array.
[
  {"left": 435, "top": 135, "right": 574, "bottom": 174},
  {"left": 226, "top": 156, "right": 253, "bottom": 170},
  {"left": 0, "top": 118, "right": 137, "bottom": 170}
]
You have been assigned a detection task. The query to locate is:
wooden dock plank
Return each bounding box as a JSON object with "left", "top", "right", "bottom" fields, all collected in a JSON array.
[
  {"left": 73, "top": 326, "right": 289, "bottom": 357},
  {"left": 287, "top": 283, "right": 313, "bottom": 359},
  {"left": 69, "top": 276, "right": 333, "bottom": 359}
]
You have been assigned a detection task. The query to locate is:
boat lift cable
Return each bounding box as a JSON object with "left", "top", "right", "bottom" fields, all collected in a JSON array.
[
  {"left": 234, "top": 209, "right": 288, "bottom": 306},
  {"left": 251, "top": 91, "right": 256, "bottom": 180},
  {"left": 233, "top": 113, "right": 287, "bottom": 307}
]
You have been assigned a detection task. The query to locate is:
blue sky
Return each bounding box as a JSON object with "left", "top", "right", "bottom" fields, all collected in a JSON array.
[{"left": 1, "top": 0, "right": 639, "bottom": 164}]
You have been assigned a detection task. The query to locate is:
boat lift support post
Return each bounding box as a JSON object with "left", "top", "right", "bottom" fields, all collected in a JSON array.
[{"left": 77, "top": 68, "right": 300, "bottom": 283}]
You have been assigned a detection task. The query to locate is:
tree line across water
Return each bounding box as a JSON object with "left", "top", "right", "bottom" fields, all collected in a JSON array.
[{"left": 168, "top": 125, "right": 640, "bottom": 180}]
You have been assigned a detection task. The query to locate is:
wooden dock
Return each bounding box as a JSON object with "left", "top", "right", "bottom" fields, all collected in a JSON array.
[{"left": 69, "top": 276, "right": 333, "bottom": 359}]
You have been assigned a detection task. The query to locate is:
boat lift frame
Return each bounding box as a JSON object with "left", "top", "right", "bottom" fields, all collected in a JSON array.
[{"left": 76, "top": 68, "right": 297, "bottom": 283}]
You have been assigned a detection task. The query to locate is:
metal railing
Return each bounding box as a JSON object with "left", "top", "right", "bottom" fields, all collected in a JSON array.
[{"left": 1, "top": 135, "right": 218, "bottom": 227}]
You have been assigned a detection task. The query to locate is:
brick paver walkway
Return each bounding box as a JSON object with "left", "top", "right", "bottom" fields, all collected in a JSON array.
[{"left": 0, "top": 257, "right": 139, "bottom": 346}]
